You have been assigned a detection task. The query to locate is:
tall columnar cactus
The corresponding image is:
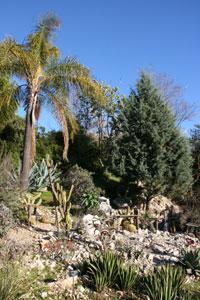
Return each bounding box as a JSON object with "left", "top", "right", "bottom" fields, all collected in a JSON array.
[{"left": 45, "top": 155, "right": 73, "bottom": 234}]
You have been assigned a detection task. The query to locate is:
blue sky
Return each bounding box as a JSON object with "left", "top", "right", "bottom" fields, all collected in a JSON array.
[{"left": 0, "top": 0, "right": 199, "bottom": 132}]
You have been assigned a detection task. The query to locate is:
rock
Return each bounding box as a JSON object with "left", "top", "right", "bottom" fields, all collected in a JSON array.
[
  {"left": 82, "top": 214, "right": 101, "bottom": 238},
  {"left": 151, "top": 244, "right": 166, "bottom": 254},
  {"left": 98, "top": 196, "right": 113, "bottom": 217},
  {"left": 36, "top": 207, "right": 55, "bottom": 224},
  {"left": 148, "top": 196, "right": 182, "bottom": 219},
  {"left": 41, "top": 291, "right": 48, "bottom": 298},
  {"left": 78, "top": 285, "right": 85, "bottom": 293},
  {"left": 57, "top": 276, "right": 78, "bottom": 289},
  {"left": 48, "top": 276, "right": 78, "bottom": 291}
]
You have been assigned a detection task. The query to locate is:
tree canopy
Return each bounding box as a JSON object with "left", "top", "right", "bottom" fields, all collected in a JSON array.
[{"left": 111, "top": 73, "right": 193, "bottom": 207}]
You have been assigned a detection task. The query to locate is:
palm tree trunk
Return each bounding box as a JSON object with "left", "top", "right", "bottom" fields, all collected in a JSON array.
[{"left": 20, "top": 93, "right": 36, "bottom": 190}]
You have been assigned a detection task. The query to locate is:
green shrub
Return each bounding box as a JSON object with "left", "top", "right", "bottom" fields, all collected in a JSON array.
[
  {"left": 181, "top": 248, "right": 200, "bottom": 276},
  {"left": 143, "top": 264, "right": 186, "bottom": 300},
  {"left": 63, "top": 165, "right": 100, "bottom": 205},
  {"left": 80, "top": 190, "right": 99, "bottom": 211},
  {"left": 0, "top": 190, "right": 27, "bottom": 223}
]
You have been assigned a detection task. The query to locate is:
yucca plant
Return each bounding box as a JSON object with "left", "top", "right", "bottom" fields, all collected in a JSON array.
[
  {"left": 143, "top": 264, "right": 186, "bottom": 300},
  {"left": 85, "top": 251, "right": 121, "bottom": 292},
  {"left": 116, "top": 265, "right": 138, "bottom": 291},
  {"left": 179, "top": 291, "right": 200, "bottom": 300},
  {"left": 181, "top": 248, "right": 200, "bottom": 276}
]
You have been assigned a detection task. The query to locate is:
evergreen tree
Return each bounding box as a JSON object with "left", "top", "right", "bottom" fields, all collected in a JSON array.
[
  {"left": 190, "top": 125, "right": 200, "bottom": 184},
  {"left": 111, "top": 73, "right": 192, "bottom": 208}
]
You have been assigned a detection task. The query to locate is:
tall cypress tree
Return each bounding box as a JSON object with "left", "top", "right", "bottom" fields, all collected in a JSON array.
[{"left": 111, "top": 73, "right": 192, "bottom": 208}]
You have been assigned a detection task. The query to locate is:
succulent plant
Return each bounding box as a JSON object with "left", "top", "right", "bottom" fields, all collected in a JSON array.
[
  {"left": 181, "top": 248, "right": 200, "bottom": 276},
  {"left": 143, "top": 264, "right": 186, "bottom": 300},
  {"left": 116, "top": 264, "right": 138, "bottom": 291},
  {"left": 28, "top": 158, "right": 60, "bottom": 192},
  {"left": 85, "top": 251, "right": 120, "bottom": 292},
  {"left": 20, "top": 192, "right": 42, "bottom": 225},
  {"left": 45, "top": 155, "right": 73, "bottom": 233}
]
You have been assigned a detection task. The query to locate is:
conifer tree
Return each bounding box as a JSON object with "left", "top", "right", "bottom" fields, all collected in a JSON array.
[{"left": 111, "top": 73, "right": 192, "bottom": 209}]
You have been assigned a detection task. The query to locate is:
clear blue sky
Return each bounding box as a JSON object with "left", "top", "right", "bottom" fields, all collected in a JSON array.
[{"left": 0, "top": 0, "right": 199, "bottom": 132}]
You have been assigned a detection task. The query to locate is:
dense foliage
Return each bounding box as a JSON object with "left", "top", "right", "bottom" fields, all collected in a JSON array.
[
  {"left": 62, "top": 164, "right": 100, "bottom": 206},
  {"left": 111, "top": 73, "right": 193, "bottom": 207}
]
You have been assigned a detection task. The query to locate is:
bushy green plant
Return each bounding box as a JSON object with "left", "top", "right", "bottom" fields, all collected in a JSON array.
[
  {"left": 181, "top": 248, "right": 200, "bottom": 276},
  {"left": 63, "top": 165, "right": 100, "bottom": 205},
  {"left": 0, "top": 190, "right": 26, "bottom": 223},
  {"left": 116, "top": 265, "right": 138, "bottom": 291},
  {"left": 180, "top": 291, "right": 200, "bottom": 300},
  {"left": 143, "top": 265, "right": 186, "bottom": 300},
  {"left": 84, "top": 251, "right": 138, "bottom": 293},
  {"left": 182, "top": 280, "right": 200, "bottom": 299},
  {"left": 85, "top": 252, "right": 121, "bottom": 292},
  {"left": 80, "top": 191, "right": 99, "bottom": 211}
]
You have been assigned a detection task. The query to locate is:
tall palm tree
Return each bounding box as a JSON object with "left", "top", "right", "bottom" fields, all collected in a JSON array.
[{"left": 0, "top": 14, "right": 105, "bottom": 190}]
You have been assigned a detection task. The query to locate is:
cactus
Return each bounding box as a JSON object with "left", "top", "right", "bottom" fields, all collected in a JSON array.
[
  {"left": 54, "top": 181, "right": 74, "bottom": 232},
  {"left": 45, "top": 155, "right": 73, "bottom": 234},
  {"left": 21, "top": 192, "right": 42, "bottom": 225}
]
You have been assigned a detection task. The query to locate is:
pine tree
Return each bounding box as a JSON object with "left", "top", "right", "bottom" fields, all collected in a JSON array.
[{"left": 111, "top": 73, "right": 192, "bottom": 208}]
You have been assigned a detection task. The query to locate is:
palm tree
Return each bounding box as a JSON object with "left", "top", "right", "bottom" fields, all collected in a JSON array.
[
  {"left": 0, "top": 74, "right": 18, "bottom": 130},
  {"left": 0, "top": 14, "right": 105, "bottom": 190}
]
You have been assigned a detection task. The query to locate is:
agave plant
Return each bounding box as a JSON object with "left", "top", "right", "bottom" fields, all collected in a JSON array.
[
  {"left": 7, "top": 158, "right": 60, "bottom": 192},
  {"left": 143, "top": 264, "right": 186, "bottom": 300},
  {"left": 28, "top": 159, "right": 60, "bottom": 192},
  {"left": 181, "top": 248, "right": 200, "bottom": 276}
]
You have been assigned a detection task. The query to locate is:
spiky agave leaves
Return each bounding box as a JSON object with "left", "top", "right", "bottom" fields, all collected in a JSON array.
[
  {"left": 143, "top": 264, "right": 186, "bottom": 300},
  {"left": 181, "top": 248, "right": 200, "bottom": 276},
  {"left": 28, "top": 158, "right": 60, "bottom": 192},
  {"left": 86, "top": 251, "right": 120, "bottom": 292},
  {"left": 116, "top": 265, "right": 138, "bottom": 291}
]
